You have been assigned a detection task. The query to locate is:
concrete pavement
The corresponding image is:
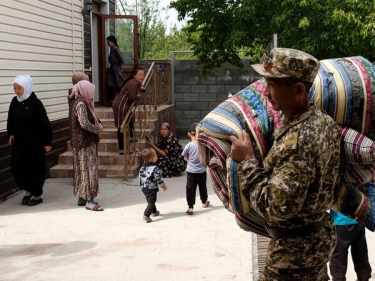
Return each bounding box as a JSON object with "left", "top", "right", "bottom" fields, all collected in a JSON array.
[
  {"left": 1, "top": 175, "right": 374, "bottom": 281},
  {"left": 0, "top": 176, "right": 253, "bottom": 281}
]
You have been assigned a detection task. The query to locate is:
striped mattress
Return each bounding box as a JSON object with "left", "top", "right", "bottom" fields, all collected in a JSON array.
[{"left": 197, "top": 56, "right": 375, "bottom": 236}]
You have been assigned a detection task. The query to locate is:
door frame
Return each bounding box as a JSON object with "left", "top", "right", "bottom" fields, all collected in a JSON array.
[
  {"left": 91, "top": 10, "right": 101, "bottom": 103},
  {"left": 99, "top": 15, "right": 139, "bottom": 105}
]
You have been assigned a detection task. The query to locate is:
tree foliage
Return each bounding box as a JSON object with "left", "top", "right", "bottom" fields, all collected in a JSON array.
[
  {"left": 117, "top": 0, "right": 192, "bottom": 59},
  {"left": 169, "top": 0, "right": 375, "bottom": 75}
]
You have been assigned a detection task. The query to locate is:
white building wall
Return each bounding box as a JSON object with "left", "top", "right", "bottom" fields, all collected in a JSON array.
[{"left": 0, "top": 0, "right": 84, "bottom": 132}]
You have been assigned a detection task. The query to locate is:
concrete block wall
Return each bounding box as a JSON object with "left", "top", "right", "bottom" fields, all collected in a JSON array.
[{"left": 173, "top": 59, "right": 261, "bottom": 138}]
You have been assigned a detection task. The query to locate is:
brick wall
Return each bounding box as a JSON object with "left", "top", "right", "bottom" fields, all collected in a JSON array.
[{"left": 140, "top": 59, "right": 262, "bottom": 138}]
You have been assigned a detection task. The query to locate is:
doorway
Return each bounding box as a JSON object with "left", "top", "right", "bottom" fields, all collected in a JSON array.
[
  {"left": 99, "top": 15, "right": 139, "bottom": 105},
  {"left": 92, "top": 13, "right": 100, "bottom": 103}
]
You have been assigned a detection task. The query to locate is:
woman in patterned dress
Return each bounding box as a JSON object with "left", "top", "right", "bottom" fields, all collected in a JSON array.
[
  {"left": 68, "top": 73, "right": 90, "bottom": 206},
  {"left": 145, "top": 122, "right": 187, "bottom": 178},
  {"left": 69, "top": 80, "right": 104, "bottom": 211}
]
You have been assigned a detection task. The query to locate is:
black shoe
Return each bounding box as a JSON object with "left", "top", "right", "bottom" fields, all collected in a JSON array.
[
  {"left": 78, "top": 197, "right": 86, "bottom": 206},
  {"left": 143, "top": 216, "right": 152, "bottom": 222},
  {"left": 151, "top": 210, "right": 160, "bottom": 217},
  {"left": 27, "top": 198, "right": 43, "bottom": 206},
  {"left": 21, "top": 195, "right": 32, "bottom": 205}
]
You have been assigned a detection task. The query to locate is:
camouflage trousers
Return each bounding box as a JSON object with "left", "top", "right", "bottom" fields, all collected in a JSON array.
[{"left": 259, "top": 213, "right": 337, "bottom": 281}]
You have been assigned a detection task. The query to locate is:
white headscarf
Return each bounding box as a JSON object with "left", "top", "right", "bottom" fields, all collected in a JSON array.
[{"left": 13, "top": 75, "right": 33, "bottom": 102}]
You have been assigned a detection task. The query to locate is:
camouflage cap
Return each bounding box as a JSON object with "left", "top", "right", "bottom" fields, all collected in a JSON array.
[{"left": 252, "top": 48, "right": 320, "bottom": 83}]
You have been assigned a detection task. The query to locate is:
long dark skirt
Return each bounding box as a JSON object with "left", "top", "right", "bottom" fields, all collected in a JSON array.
[{"left": 11, "top": 144, "right": 46, "bottom": 197}]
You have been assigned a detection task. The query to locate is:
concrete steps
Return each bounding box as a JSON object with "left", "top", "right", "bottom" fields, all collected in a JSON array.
[
  {"left": 49, "top": 105, "right": 174, "bottom": 179},
  {"left": 50, "top": 107, "right": 141, "bottom": 179}
]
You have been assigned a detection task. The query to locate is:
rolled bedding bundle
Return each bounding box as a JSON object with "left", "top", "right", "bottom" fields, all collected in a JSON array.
[
  {"left": 197, "top": 56, "right": 375, "bottom": 235},
  {"left": 311, "top": 56, "right": 375, "bottom": 230},
  {"left": 311, "top": 56, "right": 375, "bottom": 140},
  {"left": 197, "top": 79, "right": 280, "bottom": 237}
]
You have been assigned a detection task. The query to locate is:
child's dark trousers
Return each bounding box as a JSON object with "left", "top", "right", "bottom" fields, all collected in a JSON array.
[
  {"left": 143, "top": 191, "right": 157, "bottom": 217},
  {"left": 186, "top": 171, "right": 207, "bottom": 208},
  {"left": 329, "top": 224, "right": 372, "bottom": 281}
]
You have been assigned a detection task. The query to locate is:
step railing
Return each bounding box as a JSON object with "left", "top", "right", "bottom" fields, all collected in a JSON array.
[{"left": 120, "top": 62, "right": 172, "bottom": 180}]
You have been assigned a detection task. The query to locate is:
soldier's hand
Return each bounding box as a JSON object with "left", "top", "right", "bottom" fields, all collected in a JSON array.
[{"left": 229, "top": 130, "right": 255, "bottom": 162}]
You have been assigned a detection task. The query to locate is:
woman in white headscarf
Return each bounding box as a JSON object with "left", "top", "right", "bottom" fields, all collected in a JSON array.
[
  {"left": 69, "top": 80, "right": 104, "bottom": 211},
  {"left": 7, "top": 75, "right": 52, "bottom": 206}
]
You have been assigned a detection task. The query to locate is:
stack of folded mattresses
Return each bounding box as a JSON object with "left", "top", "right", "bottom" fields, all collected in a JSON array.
[{"left": 197, "top": 56, "right": 375, "bottom": 237}]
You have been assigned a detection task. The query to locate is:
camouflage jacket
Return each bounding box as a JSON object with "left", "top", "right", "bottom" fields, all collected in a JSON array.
[
  {"left": 237, "top": 105, "right": 341, "bottom": 229},
  {"left": 238, "top": 106, "right": 342, "bottom": 278}
]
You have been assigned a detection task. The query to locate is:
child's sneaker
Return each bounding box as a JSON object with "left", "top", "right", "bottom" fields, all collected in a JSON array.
[
  {"left": 202, "top": 200, "right": 210, "bottom": 208},
  {"left": 143, "top": 215, "right": 152, "bottom": 223},
  {"left": 151, "top": 210, "right": 160, "bottom": 217}
]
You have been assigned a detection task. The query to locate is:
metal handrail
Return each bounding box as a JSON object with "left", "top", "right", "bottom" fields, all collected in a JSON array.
[{"left": 119, "top": 62, "right": 171, "bottom": 180}]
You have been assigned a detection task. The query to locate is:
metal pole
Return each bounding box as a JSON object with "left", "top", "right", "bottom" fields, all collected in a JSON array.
[
  {"left": 273, "top": 33, "right": 277, "bottom": 48},
  {"left": 171, "top": 51, "right": 175, "bottom": 104},
  {"left": 252, "top": 232, "right": 259, "bottom": 281}
]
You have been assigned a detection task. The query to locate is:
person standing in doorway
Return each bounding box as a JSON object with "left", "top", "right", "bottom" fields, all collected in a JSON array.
[{"left": 106, "top": 35, "right": 126, "bottom": 107}]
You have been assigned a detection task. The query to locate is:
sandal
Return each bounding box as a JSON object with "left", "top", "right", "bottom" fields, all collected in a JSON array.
[
  {"left": 186, "top": 209, "right": 194, "bottom": 215},
  {"left": 202, "top": 201, "right": 210, "bottom": 208},
  {"left": 85, "top": 202, "right": 104, "bottom": 211}
]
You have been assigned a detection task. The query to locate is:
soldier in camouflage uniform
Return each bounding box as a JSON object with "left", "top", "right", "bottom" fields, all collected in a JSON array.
[{"left": 230, "top": 48, "right": 342, "bottom": 281}]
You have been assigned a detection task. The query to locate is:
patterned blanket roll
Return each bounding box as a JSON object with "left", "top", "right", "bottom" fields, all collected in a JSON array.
[
  {"left": 311, "top": 56, "right": 375, "bottom": 140},
  {"left": 197, "top": 56, "right": 375, "bottom": 235}
]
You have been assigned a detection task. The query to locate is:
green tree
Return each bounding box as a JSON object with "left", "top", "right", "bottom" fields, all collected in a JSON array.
[
  {"left": 117, "top": 0, "right": 166, "bottom": 58},
  {"left": 149, "top": 26, "right": 194, "bottom": 59},
  {"left": 170, "top": 0, "right": 375, "bottom": 75},
  {"left": 117, "top": 0, "right": 192, "bottom": 59}
]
